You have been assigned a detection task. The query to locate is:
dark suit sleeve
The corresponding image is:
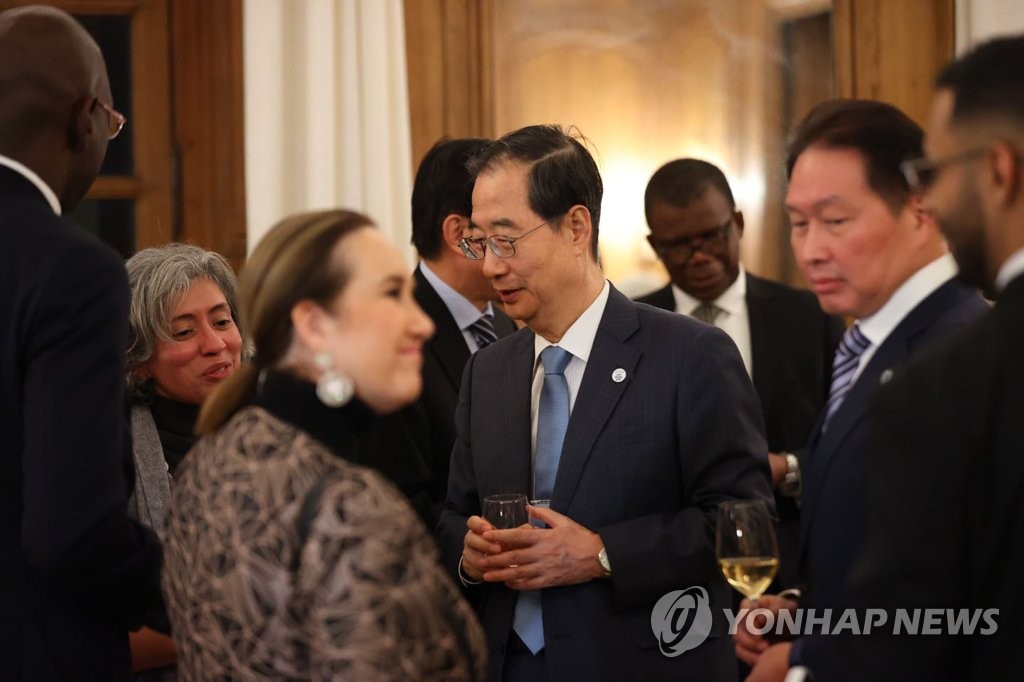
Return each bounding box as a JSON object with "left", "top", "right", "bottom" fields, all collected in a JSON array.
[
  {"left": 436, "top": 352, "right": 481, "bottom": 585},
  {"left": 600, "top": 324, "right": 773, "bottom": 611},
  {"left": 20, "top": 240, "right": 164, "bottom": 629}
]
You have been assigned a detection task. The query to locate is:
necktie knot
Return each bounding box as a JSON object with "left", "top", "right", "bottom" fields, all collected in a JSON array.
[
  {"left": 825, "top": 324, "right": 871, "bottom": 425},
  {"left": 468, "top": 314, "right": 498, "bottom": 350},
  {"left": 540, "top": 345, "right": 572, "bottom": 375},
  {"left": 691, "top": 301, "right": 724, "bottom": 325}
]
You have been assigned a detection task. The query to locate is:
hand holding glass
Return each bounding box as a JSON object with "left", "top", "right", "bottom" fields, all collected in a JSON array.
[
  {"left": 482, "top": 493, "right": 529, "bottom": 529},
  {"left": 716, "top": 499, "right": 779, "bottom": 601}
]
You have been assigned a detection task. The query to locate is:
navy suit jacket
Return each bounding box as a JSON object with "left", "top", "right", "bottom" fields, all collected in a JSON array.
[
  {"left": 0, "top": 166, "right": 164, "bottom": 680},
  {"left": 792, "top": 276, "right": 987, "bottom": 669},
  {"left": 365, "top": 267, "right": 515, "bottom": 528},
  {"left": 438, "top": 285, "right": 772, "bottom": 682},
  {"left": 636, "top": 274, "right": 843, "bottom": 588},
  {"left": 821, "top": 274, "right": 1021, "bottom": 681}
]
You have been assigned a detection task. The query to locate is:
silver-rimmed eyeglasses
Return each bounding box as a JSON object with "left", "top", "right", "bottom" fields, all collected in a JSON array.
[
  {"left": 458, "top": 220, "right": 549, "bottom": 260},
  {"left": 900, "top": 148, "right": 988, "bottom": 192}
]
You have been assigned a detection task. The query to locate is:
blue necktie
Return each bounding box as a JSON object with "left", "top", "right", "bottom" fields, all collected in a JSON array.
[
  {"left": 513, "top": 345, "right": 572, "bottom": 654},
  {"left": 825, "top": 324, "right": 870, "bottom": 426},
  {"left": 468, "top": 314, "right": 498, "bottom": 350}
]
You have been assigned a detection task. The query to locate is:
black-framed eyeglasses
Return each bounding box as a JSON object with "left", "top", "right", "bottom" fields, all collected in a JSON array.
[
  {"left": 458, "top": 220, "right": 550, "bottom": 260},
  {"left": 649, "top": 217, "right": 733, "bottom": 262},
  {"left": 900, "top": 148, "right": 987, "bottom": 192},
  {"left": 93, "top": 98, "right": 127, "bottom": 140}
]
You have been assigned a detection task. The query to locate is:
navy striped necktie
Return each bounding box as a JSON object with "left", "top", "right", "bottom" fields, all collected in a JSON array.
[
  {"left": 468, "top": 314, "right": 498, "bottom": 350},
  {"left": 825, "top": 324, "right": 871, "bottom": 425}
]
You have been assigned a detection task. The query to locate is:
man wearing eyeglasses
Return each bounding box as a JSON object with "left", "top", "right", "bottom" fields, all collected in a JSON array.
[
  {"left": 733, "top": 99, "right": 987, "bottom": 682},
  {"left": 437, "top": 124, "right": 772, "bottom": 682},
  {"left": 637, "top": 159, "right": 844, "bottom": 595},
  {"left": 0, "top": 7, "right": 163, "bottom": 680},
  {"left": 367, "top": 137, "right": 516, "bottom": 529},
  {"left": 821, "top": 35, "right": 1024, "bottom": 682}
]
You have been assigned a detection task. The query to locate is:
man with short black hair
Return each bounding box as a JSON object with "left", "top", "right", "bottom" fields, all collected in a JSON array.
[
  {"left": 734, "top": 99, "right": 987, "bottom": 682},
  {"left": 439, "top": 124, "right": 772, "bottom": 682},
  {"left": 825, "top": 34, "right": 1024, "bottom": 681},
  {"left": 639, "top": 158, "right": 844, "bottom": 590},
  {"left": 0, "top": 5, "right": 164, "bottom": 679}
]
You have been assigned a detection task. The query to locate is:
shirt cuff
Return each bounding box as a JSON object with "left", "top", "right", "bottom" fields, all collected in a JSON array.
[{"left": 458, "top": 554, "right": 484, "bottom": 587}]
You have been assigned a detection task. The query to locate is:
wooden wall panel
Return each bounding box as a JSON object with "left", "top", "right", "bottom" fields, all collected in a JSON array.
[
  {"left": 403, "top": 0, "right": 494, "bottom": 169},
  {"left": 170, "top": 0, "right": 247, "bottom": 271},
  {"left": 833, "top": 0, "right": 955, "bottom": 125}
]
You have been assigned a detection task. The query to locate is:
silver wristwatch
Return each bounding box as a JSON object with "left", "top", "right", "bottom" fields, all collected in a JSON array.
[
  {"left": 779, "top": 452, "right": 801, "bottom": 497},
  {"left": 598, "top": 546, "right": 612, "bottom": 576}
]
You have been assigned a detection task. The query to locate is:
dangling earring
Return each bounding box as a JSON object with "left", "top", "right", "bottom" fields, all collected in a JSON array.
[{"left": 314, "top": 352, "right": 354, "bottom": 407}]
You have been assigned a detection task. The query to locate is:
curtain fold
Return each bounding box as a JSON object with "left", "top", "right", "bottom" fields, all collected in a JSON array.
[{"left": 244, "top": 0, "right": 414, "bottom": 262}]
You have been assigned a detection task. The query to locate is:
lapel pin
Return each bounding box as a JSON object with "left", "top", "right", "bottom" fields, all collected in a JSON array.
[
  {"left": 611, "top": 368, "right": 627, "bottom": 383},
  {"left": 880, "top": 369, "right": 894, "bottom": 385}
]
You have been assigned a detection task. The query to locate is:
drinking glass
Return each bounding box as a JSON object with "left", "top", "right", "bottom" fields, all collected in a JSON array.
[
  {"left": 482, "top": 493, "right": 529, "bottom": 529},
  {"left": 716, "top": 499, "right": 779, "bottom": 601}
]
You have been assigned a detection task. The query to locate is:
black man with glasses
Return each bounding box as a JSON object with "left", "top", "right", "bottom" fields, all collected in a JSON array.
[
  {"left": 0, "top": 6, "right": 164, "bottom": 680},
  {"left": 637, "top": 159, "right": 844, "bottom": 598},
  {"left": 437, "top": 125, "right": 772, "bottom": 682},
  {"left": 825, "top": 35, "right": 1024, "bottom": 682}
]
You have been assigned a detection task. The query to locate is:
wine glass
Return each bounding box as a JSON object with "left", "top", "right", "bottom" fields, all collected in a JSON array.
[
  {"left": 716, "top": 499, "right": 779, "bottom": 602},
  {"left": 482, "top": 493, "right": 529, "bottom": 529}
]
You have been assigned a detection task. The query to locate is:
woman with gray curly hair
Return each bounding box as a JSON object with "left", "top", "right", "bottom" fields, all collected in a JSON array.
[{"left": 124, "top": 243, "right": 244, "bottom": 678}]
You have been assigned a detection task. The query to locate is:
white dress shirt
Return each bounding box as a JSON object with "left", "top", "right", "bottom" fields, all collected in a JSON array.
[
  {"left": 670, "top": 267, "right": 752, "bottom": 377},
  {"left": 995, "top": 246, "right": 1024, "bottom": 292},
  {"left": 0, "top": 153, "right": 61, "bottom": 215}
]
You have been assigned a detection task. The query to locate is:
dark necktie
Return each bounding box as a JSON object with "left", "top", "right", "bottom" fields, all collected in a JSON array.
[
  {"left": 468, "top": 314, "right": 498, "bottom": 350},
  {"left": 825, "top": 324, "right": 871, "bottom": 426}
]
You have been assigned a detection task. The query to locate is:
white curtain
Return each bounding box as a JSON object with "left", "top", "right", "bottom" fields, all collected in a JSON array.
[
  {"left": 956, "top": 0, "right": 1024, "bottom": 53},
  {"left": 243, "top": 0, "right": 414, "bottom": 263}
]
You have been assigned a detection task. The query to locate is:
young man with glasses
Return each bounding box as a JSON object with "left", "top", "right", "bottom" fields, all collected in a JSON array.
[
  {"left": 733, "top": 99, "right": 988, "bottom": 682},
  {"left": 637, "top": 159, "right": 844, "bottom": 597},
  {"left": 437, "top": 124, "right": 772, "bottom": 682},
  {"left": 0, "top": 6, "right": 163, "bottom": 680},
  {"left": 823, "top": 35, "right": 1024, "bottom": 682}
]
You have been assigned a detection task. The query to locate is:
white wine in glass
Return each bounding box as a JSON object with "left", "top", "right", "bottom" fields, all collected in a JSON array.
[{"left": 716, "top": 499, "right": 780, "bottom": 600}]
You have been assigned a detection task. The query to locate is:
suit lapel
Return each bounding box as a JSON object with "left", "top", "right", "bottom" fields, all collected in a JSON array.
[
  {"left": 414, "top": 267, "right": 471, "bottom": 392},
  {"left": 552, "top": 288, "right": 641, "bottom": 511},
  {"left": 799, "top": 278, "right": 969, "bottom": 554},
  {"left": 500, "top": 331, "right": 536, "bottom": 498}
]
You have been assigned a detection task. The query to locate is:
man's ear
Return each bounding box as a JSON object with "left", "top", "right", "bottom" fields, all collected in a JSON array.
[
  {"left": 290, "top": 300, "right": 327, "bottom": 354},
  {"left": 565, "top": 204, "right": 593, "bottom": 254},
  {"left": 989, "top": 140, "right": 1023, "bottom": 207},
  {"left": 441, "top": 214, "right": 468, "bottom": 255},
  {"left": 67, "top": 97, "right": 95, "bottom": 153},
  {"left": 733, "top": 210, "right": 745, "bottom": 239}
]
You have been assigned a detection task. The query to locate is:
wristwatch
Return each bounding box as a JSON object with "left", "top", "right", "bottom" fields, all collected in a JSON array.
[
  {"left": 598, "top": 546, "right": 612, "bottom": 577},
  {"left": 779, "top": 452, "right": 801, "bottom": 497}
]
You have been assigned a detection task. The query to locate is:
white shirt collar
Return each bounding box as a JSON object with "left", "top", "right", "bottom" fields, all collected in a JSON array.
[
  {"left": 418, "top": 260, "right": 493, "bottom": 330},
  {"left": 995, "top": 247, "right": 1024, "bottom": 292},
  {"left": 671, "top": 266, "right": 746, "bottom": 317},
  {"left": 0, "top": 154, "right": 62, "bottom": 215},
  {"left": 857, "top": 253, "right": 958, "bottom": 347},
  {"left": 533, "top": 280, "right": 610, "bottom": 364}
]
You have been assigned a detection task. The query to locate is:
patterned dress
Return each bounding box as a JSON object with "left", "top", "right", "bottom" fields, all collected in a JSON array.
[{"left": 162, "top": 374, "right": 487, "bottom": 681}]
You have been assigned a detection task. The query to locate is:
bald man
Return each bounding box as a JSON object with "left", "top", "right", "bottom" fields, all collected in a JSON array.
[{"left": 0, "top": 6, "right": 164, "bottom": 680}]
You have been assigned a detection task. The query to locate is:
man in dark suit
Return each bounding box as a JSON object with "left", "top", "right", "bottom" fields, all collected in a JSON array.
[
  {"left": 637, "top": 158, "right": 844, "bottom": 589},
  {"left": 823, "top": 35, "right": 1024, "bottom": 682},
  {"left": 366, "top": 138, "right": 515, "bottom": 528},
  {"left": 0, "top": 7, "right": 164, "bottom": 680},
  {"left": 437, "top": 124, "right": 772, "bottom": 682},
  {"left": 733, "top": 100, "right": 987, "bottom": 682}
]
